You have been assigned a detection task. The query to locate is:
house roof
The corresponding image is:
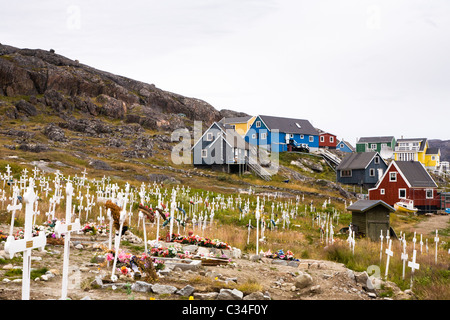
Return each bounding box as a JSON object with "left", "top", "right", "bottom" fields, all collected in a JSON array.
[
  {"left": 394, "top": 161, "right": 438, "bottom": 188},
  {"left": 258, "top": 115, "right": 318, "bottom": 135},
  {"left": 346, "top": 199, "right": 395, "bottom": 213},
  {"left": 357, "top": 136, "right": 395, "bottom": 144},
  {"left": 220, "top": 116, "right": 253, "bottom": 124},
  {"left": 337, "top": 152, "right": 381, "bottom": 170},
  {"left": 192, "top": 122, "right": 250, "bottom": 150},
  {"left": 425, "top": 147, "right": 440, "bottom": 155}
]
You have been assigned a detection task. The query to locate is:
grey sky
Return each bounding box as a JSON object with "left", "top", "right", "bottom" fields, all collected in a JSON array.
[{"left": 1, "top": 0, "right": 449, "bottom": 145}]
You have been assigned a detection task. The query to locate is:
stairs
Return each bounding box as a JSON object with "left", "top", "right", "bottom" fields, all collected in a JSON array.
[{"left": 246, "top": 146, "right": 272, "bottom": 181}]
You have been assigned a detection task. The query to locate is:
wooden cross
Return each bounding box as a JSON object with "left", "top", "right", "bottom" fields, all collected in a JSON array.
[
  {"left": 255, "top": 196, "right": 260, "bottom": 255},
  {"left": 54, "top": 181, "right": 81, "bottom": 300},
  {"left": 401, "top": 239, "right": 408, "bottom": 280},
  {"left": 379, "top": 230, "right": 384, "bottom": 262},
  {"left": 384, "top": 239, "right": 393, "bottom": 278},
  {"left": 7, "top": 186, "right": 22, "bottom": 236},
  {"left": 4, "top": 181, "right": 46, "bottom": 300},
  {"left": 419, "top": 234, "right": 423, "bottom": 254},
  {"left": 408, "top": 249, "right": 420, "bottom": 288},
  {"left": 111, "top": 199, "right": 128, "bottom": 282},
  {"left": 434, "top": 230, "right": 439, "bottom": 264}
]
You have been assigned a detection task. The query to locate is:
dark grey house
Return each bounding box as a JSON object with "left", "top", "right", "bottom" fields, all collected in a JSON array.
[
  {"left": 192, "top": 122, "right": 250, "bottom": 173},
  {"left": 336, "top": 152, "right": 388, "bottom": 189},
  {"left": 346, "top": 199, "right": 395, "bottom": 241}
]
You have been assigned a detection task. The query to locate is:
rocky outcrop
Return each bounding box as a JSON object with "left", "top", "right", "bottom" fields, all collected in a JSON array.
[{"left": 0, "top": 43, "right": 247, "bottom": 129}]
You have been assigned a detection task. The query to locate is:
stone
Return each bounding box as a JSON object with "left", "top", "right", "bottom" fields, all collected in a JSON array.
[
  {"left": 294, "top": 272, "right": 313, "bottom": 289},
  {"left": 193, "top": 292, "right": 219, "bottom": 300},
  {"left": 90, "top": 276, "right": 103, "bottom": 288},
  {"left": 2, "top": 264, "right": 14, "bottom": 270},
  {"left": 176, "top": 285, "right": 195, "bottom": 297},
  {"left": 131, "top": 281, "right": 153, "bottom": 293},
  {"left": 367, "top": 292, "right": 377, "bottom": 298},
  {"left": 151, "top": 283, "right": 178, "bottom": 295},
  {"left": 250, "top": 254, "right": 261, "bottom": 262},
  {"left": 183, "top": 245, "right": 198, "bottom": 253},
  {"left": 75, "top": 244, "right": 84, "bottom": 250},
  {"left": 40, "top": 275, "right": 49, "bottom": 281},
  {"left": 243, "top": 292, "right": 270, "bottom": 300},
  {"left": 216, "top": 288, "right": 243, "bottom": 300},
  {"left": 15, "top": 100, "right": 37, "bottom": 116},
  {"left": 271, "top": 259, "right": 287, "bottom": 266},
  {"left": 197, "top": 247, "right": 210, "bottom": 256},
  {"left": 287, "top": 261, "right": 300, "bottom": 267},
  {"left": 310, "top": 285, "right": 322, "bottom": 294}
]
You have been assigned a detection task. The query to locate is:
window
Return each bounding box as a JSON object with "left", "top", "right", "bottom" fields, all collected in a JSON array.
[
  {"left": 341, "top": 170, "right": 352, "bottom": 177},
  {"left": 431, "top": 156, "right": 436, "bottom": 161},
  {"left": 320, "top": 136, "right": 325, "bottom": 142},
  {"left": 256, "top": 121, "right": 261, "bottom": 128},
  {"left": 399, "top": 189, "right": 406, "bottom": 199},
  {"left": 330, "top": 136, "right": 334, "bottom": 143},
  {"left": 371, "top": 144, "right": 377, "bottom": 150},
  {"left": 252, "top": 134, "right": 256, "bottom": 139},
  {"left": 201, "top": 149, "right": 207, "bottom": 158},
  {"left": 289, "top": 133, "right": 294, "bottom": 138},
  {"left": 340, "top": 143, "right": 344, "bottom": 148},
  {"left": 300, "top": 135, "right": 304, "bottom": 139},
  {"left": 369, "top": 168, "right": 375, "bottom": 176},
  {"left": 261, "top": 133, "right": 267, "bottom": 139},
  {"left": 390, "top": 172, "right": 397, "bottom": 182},
  {"left": 374, "top": 156, "right": 380, "bottom": 164},
  {"left": 309, "top": 136, "right": 314, "bottom": 142},
  {"left": 426, "top": 189, "right": 433, "bottom": 199},
  {"left": 206, "top": 132, "right": 213, "bottom": 141},
  {"left": 380, "top": 189, "right": 385, "bottom": 195}
]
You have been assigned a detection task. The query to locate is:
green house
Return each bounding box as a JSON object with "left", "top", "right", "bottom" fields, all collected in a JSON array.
[{"left": 356, "top": 136, "right": 396, "bottom": 153}]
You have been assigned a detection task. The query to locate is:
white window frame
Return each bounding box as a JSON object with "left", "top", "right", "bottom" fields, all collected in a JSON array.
[
  {"left": 320, "top": 136, "right": 325, "bottom": 142},
  {"left": 330, "top": 136, "right": 334, "bottom": 143},
  {"left": 201, "top": 149, "right": 207, "bottom": 158},
  {"left": 300, "top": 135, "right": 304, "bottom": 139},
  {"left": 261, "top": 132, "right": 267, "bottom": 140},
  {"left": 426, "top": 189, "right": 433, "bottom": 199},
  {"left": 374, "top": 156, "right": 380, "bottom": 164},
  {"left": 206, "top": 132, "right": 213, "bottom": 141},
  {"left": 256, "top": 121, "right": 261, "bottom": 128},
  {"left": 390, "top": 172, "right": 397, "bottom": 182},
  {"left": 369, "top": 168, "right": 375, "bottom": 177},
  {"left": 380, "top": 189, "right": 385, "bottom": 195},
  {"left": 340, "top": 170, "right": 352, "bottom": 177},
  {"left": 371, "top": 143, "right": 377, "bottom": 150},
  {"left": 309, "top": 136, "right": 314, "bottom": 142},
  {"left": 398, "top": 188, "right": 406, "bottom": 199},
  {"left": 252, "top": 134, "right": 256, "bottom": 139},
  {"left": 340, "top": 143, "right": 344, "bottom": 148}
]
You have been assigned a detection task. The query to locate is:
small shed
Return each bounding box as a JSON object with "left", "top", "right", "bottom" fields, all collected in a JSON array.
[{"left": 346, "top": 200, "right": 395, "bottom": 241}]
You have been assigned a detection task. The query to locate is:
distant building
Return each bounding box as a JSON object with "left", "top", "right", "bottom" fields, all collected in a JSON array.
[
  {"left": 368, "top": 160, "right": 440, "bottom": 213},
  {"left": 336, "top": 140, "right": 355, "bottom": 153},
  {"left": 219, "top": 116, "right": 255, "bottom": 137},
  {"left": 245, "top": 115, "right": 319, "bottom": 153},
  {"left": 336, "top": 152, "right": 388, "bottom": 189},
  {"left": 317, "top": 130, "right": 337, "bottom": 149},
  {"left": 356, "top": 136, "right": 396, "bottom": 154},
  {"left": 393, "top": 138, "right": 440, "bottom": 170}
]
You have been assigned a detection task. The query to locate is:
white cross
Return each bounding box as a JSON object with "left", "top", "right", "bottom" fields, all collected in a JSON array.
[
  {"left": 434, "top": 230, "right": 439, "bottom": 264},
  {"left": 4, "top": 182, "right": 46, "bottom": 300},
  {"left": 408, "top": 249, "right": 420, "bottom": 288},
  {"left": 419, "top": 234, "right": 423, "bottom": 254},
  {"left": 7, "top": 186, "right": 22, "bottom": 236},
  {"left": 54, "top": 182, "right": 81, "bottom": 300},
  {"left": 247, "top": 219, "right": 252, "bottom": 245},
  {"left": 401, "top": 239, "right": 408, "bottom": 280},
  {"left": 385, "top": 239, "right": 393, "bottom": 278},
  {"left": 111, "top": 197, "right": 128, "bottom": 281},
  {"left": 255, "top": 196, "right": 260, "bottom": 255}
]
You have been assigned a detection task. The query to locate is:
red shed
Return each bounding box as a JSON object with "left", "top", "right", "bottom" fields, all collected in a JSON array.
[
  {"left": 368, "top": 161, "right": 440, "bottom": 213},
  {"left": 319, "top": 132, "right": 337, "bottom": 149}
]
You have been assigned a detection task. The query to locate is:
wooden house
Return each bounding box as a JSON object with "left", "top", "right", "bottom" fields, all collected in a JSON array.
[
  {"left": 317, "top": 130, "right": 337, "bottom": 149},
  {"left": 218, "top": 116, "right": 256, "bottom": 137},
  {"left": 356, "top": 136, "right": 396, "bottom": 155},
  {"left": 245, "top": 115, "right": 319, "bottom": 153},
  {"left": 394, "top": 138, "right": 440, "bottom": 170},
  {"left": 336, "top": 152, "right": 388, "bottom": 189},
  {"left": 336, "top": 140, "right": 355, "bottom": 153},
  {"left": 368, "top": 161, "right": 440, "bottom": 213},
  {"left": 192, "top": 122, "right": 250, "bottom": 173},
  {"left": 346, "top": 200, "right": 395, "bottom": 241}
]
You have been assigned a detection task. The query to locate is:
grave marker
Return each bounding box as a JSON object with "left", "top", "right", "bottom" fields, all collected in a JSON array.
[{"left": 384, "top": 239, "right": 393, "bottom": 278}]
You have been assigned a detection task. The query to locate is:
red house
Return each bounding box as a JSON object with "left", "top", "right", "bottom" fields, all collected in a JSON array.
[
  {"left": 368, "top": 161, "right": 440, "bottom": 212},
  {"left": 318, "top": 131, "right": 337, "bottom": 149}
]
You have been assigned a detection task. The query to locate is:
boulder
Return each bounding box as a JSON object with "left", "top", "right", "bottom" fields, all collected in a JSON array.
[
  {"left": 294, "top": 272, "right": 313, "bottom": 289},
  {"left": 131, "top": 281, "right": 153, "bottom": 293},
  {"left": 216, "top": 289, "right": 244, "bottom": 300},
  {"left": 151, "top": 283, "right": 178, "bottom": 295},
  {"left": 176, "top": 285, "right": 195, "bottom": 297}
]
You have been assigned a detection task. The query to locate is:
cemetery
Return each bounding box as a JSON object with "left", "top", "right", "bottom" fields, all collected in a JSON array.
[{"left": 0, "top": 164, "right": 449, "bottom": 301}]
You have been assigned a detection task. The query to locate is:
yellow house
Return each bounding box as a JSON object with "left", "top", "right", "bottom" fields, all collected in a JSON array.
[
  {"left": 394, "top": 138, "right": 440, "bottom": 169},
  {"left": 219, "top": 116, "right": 256, "bottom": 136}
]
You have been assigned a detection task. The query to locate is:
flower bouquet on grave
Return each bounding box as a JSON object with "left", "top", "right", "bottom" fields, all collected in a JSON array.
[
  {"left": 0, "top": 230, "right": 7, "bottom": 242},
  {"left": 263, "top": 249, "right": 299, "bottom": 261},
  {"left": 82, "top": 223, "right": 97, "bottom": 235}
]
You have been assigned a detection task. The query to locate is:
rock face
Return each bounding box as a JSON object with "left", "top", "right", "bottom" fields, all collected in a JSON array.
[{"left": 0, "top": 43, "right": 247, "bottom": 129}]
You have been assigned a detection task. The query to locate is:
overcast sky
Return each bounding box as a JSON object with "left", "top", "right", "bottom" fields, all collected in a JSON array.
[{"left": 1, "top": 0, "right": 449, "bottom": 145}]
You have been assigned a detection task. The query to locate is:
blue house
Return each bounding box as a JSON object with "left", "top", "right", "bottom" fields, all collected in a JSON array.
[
  {"left": 336, "top": 152, "right": 388, "bottom": 189},
  {"left": 336, "top": 140, "right": 355, "bottom": 153},
  {"left": 245, "top": 115, "right": 319, "bottom": 153}
]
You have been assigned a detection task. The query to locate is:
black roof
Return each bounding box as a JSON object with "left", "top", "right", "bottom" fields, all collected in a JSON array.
[
  {"left": 337, "top": 152, "right": 381, "bottom": 170},
  {"left": 357, "top": 136, "right": 395, "bottom": 144},
  {"left": 394, "top": 161, "right": 437, "bottom": 188},
  {"left": 258, "top": 115, "right": 318, "bottom": 135},
  {"left": 347, "top": 199, "right": 395, "bottom": 213}
]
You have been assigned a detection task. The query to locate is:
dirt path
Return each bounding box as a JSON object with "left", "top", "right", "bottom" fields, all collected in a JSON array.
[{"left": 413, "top": 214, "right": 450, "bottom": 236}]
